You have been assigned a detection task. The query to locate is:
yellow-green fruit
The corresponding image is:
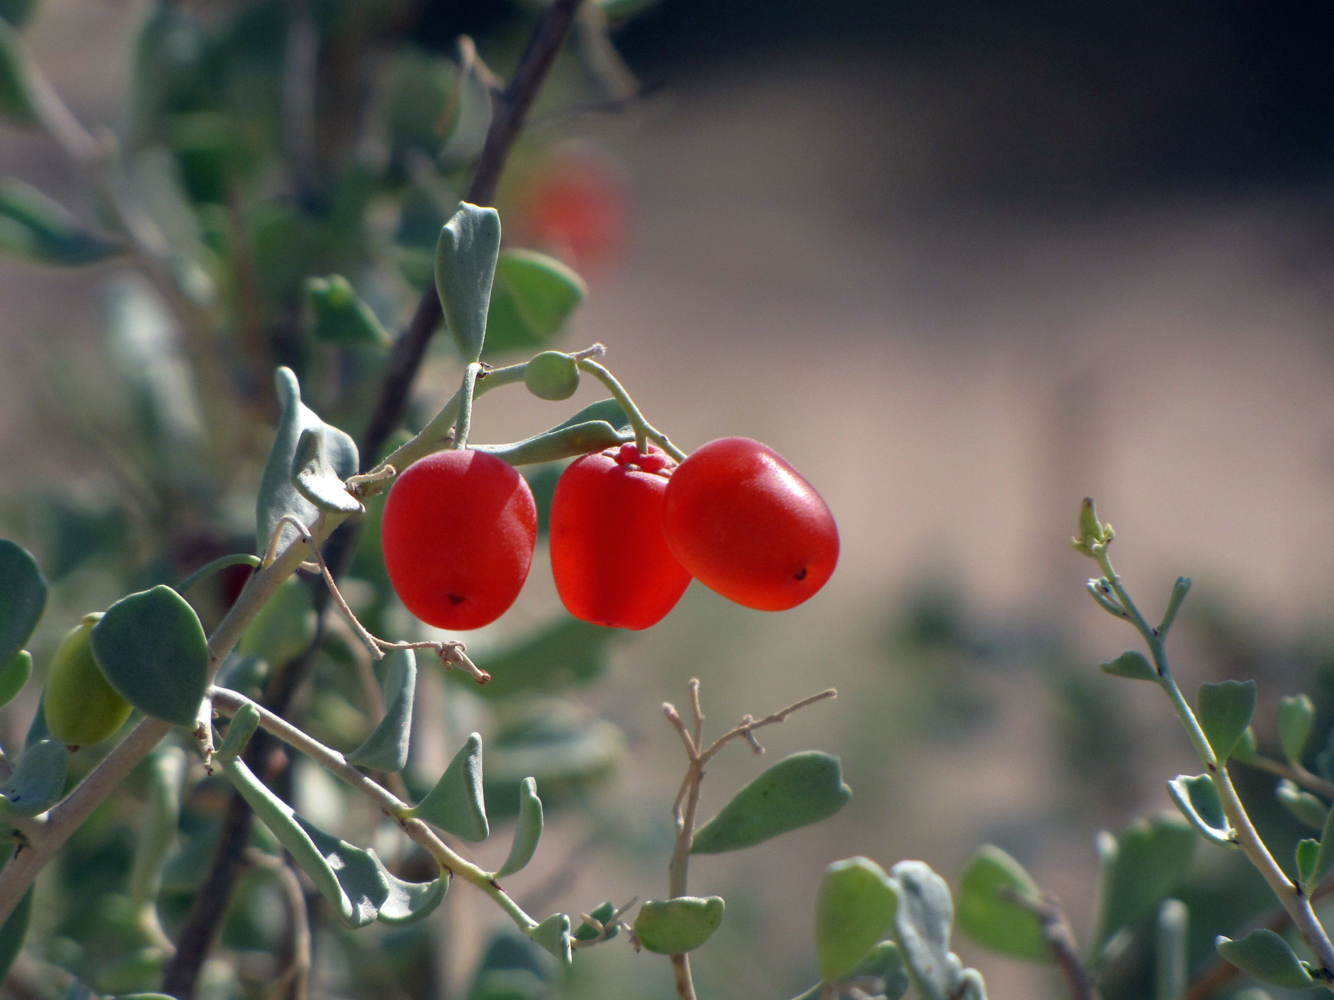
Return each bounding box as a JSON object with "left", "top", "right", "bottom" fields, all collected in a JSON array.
[{"left": 43, "top": 613, "right": 133, "bottom": 746}]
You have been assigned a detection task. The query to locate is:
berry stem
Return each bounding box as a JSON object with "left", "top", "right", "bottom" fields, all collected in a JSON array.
[
  {"left": 452, "top": 362, "right": 482, "bottom": 450},
  {"left": 576, "top": 358, "right": 687, "bottom": 462}
]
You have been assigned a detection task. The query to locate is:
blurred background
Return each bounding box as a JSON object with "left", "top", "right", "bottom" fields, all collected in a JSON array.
[{"left": 2, "top": 0, "right": 1334, "bottom": 997}]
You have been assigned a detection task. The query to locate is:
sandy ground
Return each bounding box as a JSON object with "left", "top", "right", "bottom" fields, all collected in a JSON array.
[{"left": 3, "top": 7, "right": 1334, "bottom": 997}]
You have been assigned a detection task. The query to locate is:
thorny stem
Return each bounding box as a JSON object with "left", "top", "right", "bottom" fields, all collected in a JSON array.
[
  {"left": 661, "top": 682, "right": 837, "bottom": 1000},
  {"left": 577, "top": 358, "right": 687, "bottom": 462},
  {"left": 1087, "top": 540, "right": 1334, "bottom": 988}
]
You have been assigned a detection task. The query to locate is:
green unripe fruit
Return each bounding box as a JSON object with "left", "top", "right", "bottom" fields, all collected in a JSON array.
[
  {"left": 43, "top": 613, "right": 133, "bottom": 746},
  {"left": 524, "top": 351, "right": 580, "bottom": 401}
]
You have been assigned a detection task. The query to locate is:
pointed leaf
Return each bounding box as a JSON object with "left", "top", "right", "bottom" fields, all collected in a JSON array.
[
  {"left": 347, "top": 649, "right": 415, "bottom": 772},
  {"left": 550, "top": 398, "right": 633, "bottom": 435},
  {"left": 1278, "top": 695, "right": 1316, "bottom": 767},
  {"left": 956, "top": 846, "right": 1050, "bottom": 963},
  {"left": 0, "top": 178, "right": 121, "bottom": 264},
  {"left": 1100, "top": 650, "right": 1157, "bottom": 682},
  {"left": 256, "top": 367, "right": 358, "bottom": 554},
  {"left": 634, "top": 896, "right": 724, "bottom": 955},
  {"left": 0, "top": 650, "right": 30, "bottom": 708},
  {"left": 573, "top": 901, "right": 619, "bottom": 942},
  {"left": 1196, "top": 680, "right": 1256, "bottom": 762},
  {"left": 475, "top": 420, "right": 629, "bottom": 467},
  {"left": 691, "top": 751, "right": 851, "bottom": 854},
  {"left": 436, "top": 202, "right": 501, "bottom": 362},
  {"left": 529, "top": 912, "right": 572, "bottom": 964},
  {"left": 306, "top": 275, "right": 390, "bottom": 347},
  {"left": 0, "top": 739, "right": 66, "bottom": 816},
  {"left": 1168, "top": 774, "right": 1236, "bottom": 847},
  {"left": 1094, "top": 814, "right": 1197, "bottom": 950},
  {"left": 1275, "top": 779, "right": 1327, "bottom": 829},
  {"left": 892, "top": 860, "right": 959, "bottom": 1000},
  {"left": 815, "top": 857, "right": 898, "bottom": 981},
  {"left": 91, "top": 585, "right": 207, "bottom": 727},
  {"left": 1216, "top": 929, "right": 1315, "bottom": 990},
  {"left": 0, "top": 538, "right": 46, "bottom": 667},
  {"left": 221, "top": 753, "right": 445, "bottom": 928},
  {"left": 1309, "top": 792, "right": 1334, "bottom": 887},
  {"left": 484, "top": 249, "right": 586, "bottom": 355},
  {"left": 1297, "top": 839, "right": 1319, "bottom": 888},
  {"left": 412, "top": 733, "right": 488, "bottom": 841},
  {"left": 1156, "top": 900, "right": 1187, "bottom": 1000},
  {"left": 496, "top": 777, "right": 543, "bottom": 878},
  {"left": 292, "top": 426, "right": 364, "bottom": 516}
]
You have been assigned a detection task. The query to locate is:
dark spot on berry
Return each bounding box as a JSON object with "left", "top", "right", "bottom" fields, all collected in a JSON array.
[
  {"left": 793, "top": 567, "right": 808, "bottom": 581},
  {"left": 448, "top": 594, "right": 466, "bottom": 605}
]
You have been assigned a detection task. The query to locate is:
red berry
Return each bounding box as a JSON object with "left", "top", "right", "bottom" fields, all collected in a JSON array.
[
  {"left": 662, "top": 438, "right": 838, "bottom": 611},
  {"left": 550, "top": 444, "right": 692, "bottom": 630},
  {"left": 381, "top": 450, "right": 537, "bottom": 630}
]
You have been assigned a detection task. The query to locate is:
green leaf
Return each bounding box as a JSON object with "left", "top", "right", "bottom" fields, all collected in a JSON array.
[
  {"left": 0, "top": 23, "right": 34, "bottom": 123},
  {"left": 238, "top": 578, "right": 315, "bottom": 666},
  {"left": 0, "top": 178, "right": 121, "bottom": 264},
  {"left": 215, "top": 702, "right": 260, "bottom": 762},
  {"left": 1309, "top": 793, "right": 1334, "bottom": 887},
  {"left": 815, "top": 857, "right": 898, "bottom": 981},
  {"left": 436, "top": 203, "right": 501, "bottom": 362},
  {"left": 573, "top": 901, "right": 619, "bottom": 942},
  {"left": 91, "top": 585, "right": 208, "bottom": 728},
  {"left": 306, "top": 275, "right": 390, "bottom": 348},
  {"left": 347, "top": 649, "right": 415, "bottom": 773},
  {"left": 953, "top": 969, "right": 988, "bottom": 1000},
  {"left": 412, "top": 733, "right": 488, "bottom": 841},
  {"left": 1297, "top": 838, "right": 1319, "bottom": 887},
  {"left": 0, "top": 650, "right": 30, "bottom": 708},
  {"left": 1196, "top": 680, "right": 1257, "bottom": 762},
  {"left": 691, "top": 751, "right": 851, "bottom": 854},
  {"left": 484, "top": 249, "right": 586, "bottom": 356},
  {"left": 892, "top": 860, "right": 960, "bottom": 1000},
  {"left": 0, "top": 877, "right": 32, "bottom": 984},
  {"left": 550, "top": 398, "right": 634, "bottom": 435},
  {"left": 0, "top": 739, "right": 66, "bottom": 816},
  {"left": 1099, "top": 650, "right": 1157, "bottom": 682},
  {"left": 1233, "top": 726, "right": 1260, "bottom": 765},
  {"left": 456, "top": 619, "right": 616, "bottom": 700},
  {"left": 129, "top": 746, "right": 186, "bottom": 907},
  {"left": 956, "top": 846, "right": 1050, "bottom": 963},
  {"left": 0, "top": 538, "right": 46, "bottom": 667},
  {"left": 474, "top": 420, "right": 629, "bottom": 467},
  {"left": 1093, "top": 814, "right": 1196, "bottom": 952},
  {"left": 1168, "top": 774, "right": 1236, "bottom": 846},
  {"left": 1278, "top": 695, "right": 1316, "bottom": 767},
  {"left": 1156, "top": 900, "right": 1187, "bottom": 1000},
  {"left": 1215, "top": 929, "right": 1315, "bottom": 990},
  {"left": 256, "top": 367, "right": 358, "bottom": 555},
  {"left": 1275, "top": 779, "right": 1328, "bottom": 829},
  {"left": 495, "top": 777, "right": 543, "bottom": 878},
  {"left": 221, "top": 753, "right": 446, "bottom": 928},
  {"left": 634, "top": 896, "right": 725, "bottom": 955},
  {"left": 292, "top": 427, "right": 364, "bottom": 516},
  {"left": 528, "top": 912, "right": 572, "bottom": 964}
]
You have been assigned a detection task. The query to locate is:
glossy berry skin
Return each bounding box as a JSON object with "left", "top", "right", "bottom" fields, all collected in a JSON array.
[
  {"left": 382, "top": 450, "right": 537, "bottom": 630},
  {"left": 44, "top": 613, "right": 133, "bottom": 747},
  {"left": 551, "top": 443, "right": 692, "bottom": 630},
  {"left": 662, "top": 437, "right": 838, "bottom": 611}
]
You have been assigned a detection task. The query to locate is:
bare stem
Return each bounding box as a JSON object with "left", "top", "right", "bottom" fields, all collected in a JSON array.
[
  {"left": 1000, "top": 890, "right": 1099, "bottom": 1000},
  {"left": 1246, "top": 756, "right": 1334, "bottom": 801}
]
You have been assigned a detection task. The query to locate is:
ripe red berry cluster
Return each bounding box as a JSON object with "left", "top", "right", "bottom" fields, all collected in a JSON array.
[{"left": 380, "top": 437, "right": 838, "bottom": 632}]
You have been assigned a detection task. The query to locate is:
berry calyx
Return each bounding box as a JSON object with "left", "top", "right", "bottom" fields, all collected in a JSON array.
[
  {"left": 381, "top": 450, "right": 538, "bottom": 630},
  {"left": 662, "top": 437, "right": 838, "bottom": 611},
  {"left": 551, "top": 443, "right": 691, "bottom": 630}
]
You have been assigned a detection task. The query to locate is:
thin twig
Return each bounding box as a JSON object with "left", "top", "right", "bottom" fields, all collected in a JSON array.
[
  {"left": 698, "top": 690, "right": 838, "bottom": 765},
  {"left": 1246, "top": 756, "right": 1334, "bottom": 800},
  {"left": 999, "top": 889, "right": 1099, "bottom": 1000}
]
